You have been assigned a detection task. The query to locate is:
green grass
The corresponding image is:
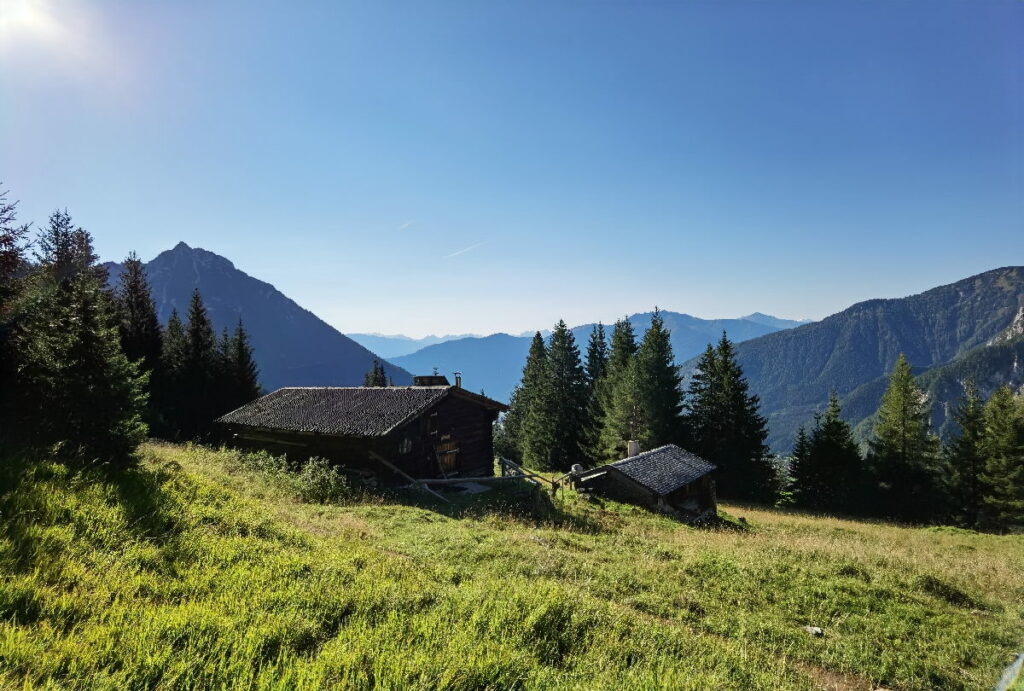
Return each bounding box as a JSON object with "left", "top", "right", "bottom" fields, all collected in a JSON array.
[{"left": 1, "top": 442, "right": 1022, "bottom": 690}]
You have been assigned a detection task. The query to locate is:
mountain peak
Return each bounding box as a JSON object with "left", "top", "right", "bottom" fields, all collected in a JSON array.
[{"left": 172, "top": 241, "right": 192, "bottom": 252}]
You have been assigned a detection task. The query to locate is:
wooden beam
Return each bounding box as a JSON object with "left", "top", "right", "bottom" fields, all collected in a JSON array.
[
  {"left": 418, "top": 476, "right": 535, "bottom": 486},
  {"left": 368, "top": 450, "right": 450, "bottom": 503}
]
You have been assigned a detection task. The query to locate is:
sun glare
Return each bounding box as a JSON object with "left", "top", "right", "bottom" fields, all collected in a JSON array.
[{"left": 0, "top": 0, "right": 65, "bottom": 48}]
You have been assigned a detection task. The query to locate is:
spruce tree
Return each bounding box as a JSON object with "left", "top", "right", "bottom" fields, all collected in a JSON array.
[
  {"left": 684, "top": 333, "right": 774, "bottom": 501},
  {"left": 791, "top": 392, "right": 864, "bottom": 512},
  {"left": 584, "top": 322, "right": 609, "bottom": 388},
  {"left": 0, "top": 186, "right": 30, "bottom": 431},
  {"left": 597, "top": 318, "right": 639, "bottom": 460},
  {"left": 978, "top": 385, "right": 1024, "bottom": 531},
  {"left": 944, "top": 382, "right": 986, "bottom": 527},
  {"left": 542, "top": 320, "right": 591, "bottom": 470},
  {"left": 633, "top": 309, "right": 683, "bottom": 448},
  {"left": 583, "top": 322, "right": 609, "bottom": 459},
  {"left": 115, "top": 252, "right": 162, "bottom": 369},
  {"left": 16, "top": 217, "right": 147, "bottom": 462},
  {"left": 363, "top": 359, "right": 389, "bottom": 386},
  {"left": 500, "top": 332, "right": 549, "bottom": 463},
  {"left": 159, "top": 309, "right": 187, "bottom": 437},
  {"left": 181, "top": 289, "right": 218, "bottom": 438},
  {"left": 229, "top": 319, "right": 261, "bottom": 407},
  {"left": 0, "top": 185, "right": 30, "bottom": 316},
  {"left": 867, "top": 354, "right": 941, "bottom": 521},
  {"left": 517, "top": 332, "right": 555, "bottom": 469}
]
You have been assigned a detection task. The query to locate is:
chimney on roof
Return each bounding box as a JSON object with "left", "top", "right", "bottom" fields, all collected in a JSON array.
[
  {"left": 454, "top": 371, "right": 462, "bottom": 388},
  {"left": 627, "top": 440, "right": 641, "bottom": 457}
]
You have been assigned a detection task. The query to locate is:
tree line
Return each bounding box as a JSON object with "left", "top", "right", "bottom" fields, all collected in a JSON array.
[
  {"left": 0, "top": 186, "right": 261, "bottom": 464},
  {"left": 496, "top": 313, "right": 1022, "bottom": 530},
  {"left": 789, "top": 354, "right": 1023, "bottom": 531},
  {"left": 496, "top": 310, "right": 777, "bottom": 502}
]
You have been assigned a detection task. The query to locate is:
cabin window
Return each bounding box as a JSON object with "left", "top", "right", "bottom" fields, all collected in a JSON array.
[
  {"left": 428, "top": 413, "right": 438, "bottom": 435},
  {"left": 399, "top": 436, "right": 412, "bottom": 454}
]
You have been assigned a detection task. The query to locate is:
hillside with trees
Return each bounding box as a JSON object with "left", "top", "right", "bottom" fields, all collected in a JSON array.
[{"left": 688, "top": 267, "right": 1024, "bottom": 451}]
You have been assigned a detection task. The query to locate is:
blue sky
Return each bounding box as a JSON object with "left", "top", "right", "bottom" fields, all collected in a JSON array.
[{"left": 1, "top": 1, "right": 1021, "bottom": 337}]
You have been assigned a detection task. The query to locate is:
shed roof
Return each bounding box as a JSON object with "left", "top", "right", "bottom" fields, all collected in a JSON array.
[
  {"left": 216, "top": 386, "right": 506, "bottom": 438},
  {"left": 607, "top": 444, "right": 716, "bottom": 496}
]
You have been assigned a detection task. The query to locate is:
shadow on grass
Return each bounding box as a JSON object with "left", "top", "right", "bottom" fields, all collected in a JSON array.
[
  {"left": 383, "top": 479, "right": 607, "bottom": 533},
  {"left": 0, "top": 447, "right": 187, "bottom": 579}
]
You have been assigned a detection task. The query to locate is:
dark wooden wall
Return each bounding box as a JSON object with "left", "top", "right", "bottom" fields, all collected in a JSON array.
[{"left": 220, "top": 393, "right": 498, "bottom": 481}]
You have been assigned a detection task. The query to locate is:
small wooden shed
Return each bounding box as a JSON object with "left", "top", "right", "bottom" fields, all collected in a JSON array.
[
  {"left": 216, "top": 379, "right": 507, "bottom": 481},
  {"left": 577, "top": 444, "right": 717, "bottom": 520}
]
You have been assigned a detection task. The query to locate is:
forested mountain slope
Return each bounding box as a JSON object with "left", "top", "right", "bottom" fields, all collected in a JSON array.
[
  {"left": 695, "top": 267, "right": 1024, "bottom": 451},
  {"left": 105, "top": 243, "right": 411, "bottom": 391}
]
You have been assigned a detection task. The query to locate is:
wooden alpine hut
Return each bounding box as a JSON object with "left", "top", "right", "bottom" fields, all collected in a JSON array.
[
  {"left": 216, "top": 375, "right": 507, "bottom": 481},
  {"left": 575, "top": 444, "right": 717, "bottom": 520}
]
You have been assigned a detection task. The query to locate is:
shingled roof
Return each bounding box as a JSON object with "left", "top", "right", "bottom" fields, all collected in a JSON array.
[
  {"left": 607, "top": 444, "right": 716, "bottom": 495},
  {"left": 216, "top": 386, "right": 504, "bottom": 437}
]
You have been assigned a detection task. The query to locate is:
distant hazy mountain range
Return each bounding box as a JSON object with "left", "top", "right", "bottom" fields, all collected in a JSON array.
[
  {"left": 686, "top": 266, "right": 1024, "bottom": 452},
  {"left": 104, "top": 243, "right": 412, "bottom": 391},
  {"left": 390, "top": 312, "right": 810, "bottom": 403},
  {"left": 346, "top": 333, "right": 481, "bottom": 359}
]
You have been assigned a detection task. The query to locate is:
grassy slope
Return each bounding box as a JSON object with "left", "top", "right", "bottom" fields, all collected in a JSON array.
[{"left": 1, "top": 443, "right": 1022, "bottom": 690}]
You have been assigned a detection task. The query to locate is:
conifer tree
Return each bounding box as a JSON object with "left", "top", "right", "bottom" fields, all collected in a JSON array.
[
  {"left": 16, "top": 216, "right": 147, "bottom": 461},
  {"left": 791, "top": 392, "right": 864, "bottom": 512},
  {"left": 228, "top": 319, "right": 261, "bottom": 407},
  {"left": 498, "top": 332, "right": 547, "bottom": 463},
  {"left": 180, "top": 289, "right": 218, "bottom": 438},
  {"left": 0, "top": 185, "right": 30, "bottom": 316},
  {"left": 867, "top": 354, "right": 941, "bottom": 521},
  {"left": 597, "top": 318, "right": 639, "bottom": 460},
  {"left": 978, "top": 385, "right": 1024, "bottom": 531},
  {"left": 0, "top": 186, "right": 30, "bottom": 430},
  {"left": 363, "top": 359, "right": 389, "bottom": 386},
  {"left": 944, "top": 382, "right": 986, "bottom": 527},
  {"left": 541, "top": 320, "right": 591, "bottom": 470},
  {"left": 33, "top": 209, "right": 101, "bottom": 285},
  {"left": 788, "top": 425, "right": 811, "bottom": 504},
  {"left": 632, "top": 309, "right": 683, "bottom": 448},
  {"left": 515, "top": 332, "right": 555, "bottom": 468},
  {"left": 159, "top": 309, "right": 187, "bottom": 436},
  {"left": 583, "top": 322, "right": 609, "bottom": 459},
  {"left": 684, "top": 333, "right": 774, "bottom": 501},
  {"left": 584, "top": 323, "right": 609, "bottom": 388},
  {"left": 115, "top": 252, "right": 163, "bottom": 374}
]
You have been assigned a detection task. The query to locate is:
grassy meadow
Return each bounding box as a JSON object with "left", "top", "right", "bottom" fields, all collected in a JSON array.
[{"left": 0, "top": 442, "right": 1022, "bottom": 690}]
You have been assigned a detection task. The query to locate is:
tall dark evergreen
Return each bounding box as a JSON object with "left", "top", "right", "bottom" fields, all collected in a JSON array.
[
  {"left": 582, "top": 323, "right": 609, "bottom": 459},
  {"left": 179, "top": 289, "right": 218, "bottom": 438},
  {"left": 15, "top": 213, "right": 147, "bottom": 461},
  {"left": 602, "top": 309, "right": 684, "bottom": 457},
  {"left": 115, "top": 252, "right": 163, "bottom": 370},
  {"left": 791, "top": 392, "right": 865, "bottom": 512},
  {"left": 363, "top": 359, "right": 389, "bottom": 386},
  {"left": 597, "top": 318, "right": 639, "bottom": 460},
  {"left": 584, "top": 323, "right": 609, "bottom": 388},
  {"left": 512, "top": 332, "right": 554, "bottom": 469},
  {"left": 0, "top": 186, "right": 30, "bottom": 429},
  {"left": 632, "top": 309, "right": 683, "bottom": 449},
  {"left": 944, "top": 382, "right": 986, "bottom": 527},
  {"left": 540, "top": 320, "right": 591, "bottom": 470},
  {"left": 684, "top": 333, "right": 774, "bottom": 501},
  {"left": 867, "top": 354, "right": 941, "bottom": 521},
  {"left": 978, "top": 385, "right": 1024, "bottom": 531},
  {"left": 227, "top": 319, "right": 261, "bottom": 408}
]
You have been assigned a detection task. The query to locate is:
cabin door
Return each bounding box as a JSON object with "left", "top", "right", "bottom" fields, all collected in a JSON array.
[{"left": 435, "top": 436, "right": 460, "bottom": 476}]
